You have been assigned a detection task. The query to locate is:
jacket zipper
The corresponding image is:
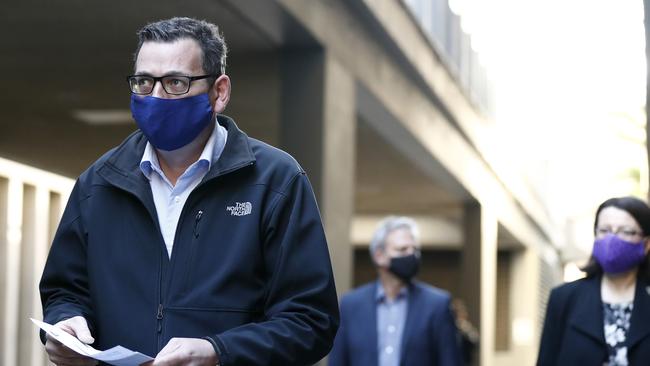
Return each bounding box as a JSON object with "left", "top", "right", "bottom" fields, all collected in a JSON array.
[
  {"left": 156, "top": 302, "right": 164, "bottom": 350},
  {"left": 157, "top": 303, "right": 164, "bottom": 332},
  {"left": 193, "top": 210, "right": 203, "bottom": 238},
  {"left": 156, "top": 247, "right": 164, "bottom": 351},
  {"left": 152, "top": 162, "right": 252, "bottom": 351}
]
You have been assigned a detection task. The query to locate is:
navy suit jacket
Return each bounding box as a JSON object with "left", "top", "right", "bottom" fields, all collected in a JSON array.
[
  {"left": 329, "top": 280, "right": 461, "bottom": 366},
  {"left": 537, "top": 275, "right": 650, "bottom": 365}
]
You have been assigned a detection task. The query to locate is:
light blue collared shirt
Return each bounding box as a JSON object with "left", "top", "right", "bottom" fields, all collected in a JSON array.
[
  {"left": 376, "top": 283, "right": 409, "bottom": 366},
  {"left": 139, "top": 121, "right": 227, "bottom": 257}
]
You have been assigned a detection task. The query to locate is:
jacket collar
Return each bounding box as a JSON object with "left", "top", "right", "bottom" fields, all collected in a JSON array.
[
  {"left": 569, "top": 275, "right": 605, "bottom": 344},
  {"left": 202, "top": 115, "right": 256, "bottom": 182},
  {"left": 97, "top": 115, "right": 256, "bottom": 199},
  {"left": 568, "top": 274, "right": 650, "bottom": 347},
  {"left": 363, "top": 282, "right": 379, "bottom": 366},
  {"left": 627, "top": 276, "right": 650, "bottom": 347}
]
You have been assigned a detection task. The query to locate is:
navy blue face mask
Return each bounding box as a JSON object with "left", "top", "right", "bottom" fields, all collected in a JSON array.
[{"left": 130, "top": 93, "right": 214, "bottom": 151}]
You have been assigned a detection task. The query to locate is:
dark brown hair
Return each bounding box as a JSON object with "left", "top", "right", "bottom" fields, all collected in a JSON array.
[{"left": 134, "top": 17, "right": 227, "bottom": 77}]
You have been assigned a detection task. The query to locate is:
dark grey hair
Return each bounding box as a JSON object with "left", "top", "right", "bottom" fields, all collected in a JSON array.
[
  {"left": 369, "top": 216, "right": 420, "bottom": 260},
  {"left": 134, "top": 17, "right": 228, "bottom": 76}
]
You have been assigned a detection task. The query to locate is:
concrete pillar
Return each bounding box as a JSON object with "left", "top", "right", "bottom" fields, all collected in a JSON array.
[
  {"left": 494, "top": 247, "right": 540, "bottom": 366},
  {"left": 461, "top": 201, "right": 498, "bottom": 366},
  {"left": 280, "top": 48, "right": 356, "bottom": 296}
]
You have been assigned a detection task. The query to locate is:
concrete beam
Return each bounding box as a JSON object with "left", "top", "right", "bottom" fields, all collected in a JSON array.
[
  {"left": 356, "top": 0, "right": 557, "bottom": 246},
  {"left": 276, "top": 0, "right": 556, "bottom": 262}
]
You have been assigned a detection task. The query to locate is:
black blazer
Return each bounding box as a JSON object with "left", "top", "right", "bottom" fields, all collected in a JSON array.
[{"left": 537, "top": 275, "right": 650, "bottom": 365}]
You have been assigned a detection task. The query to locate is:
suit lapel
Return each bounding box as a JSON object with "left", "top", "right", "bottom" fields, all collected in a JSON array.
[
  {"left": 399, "top": 282, "right": 419, "bottom": 365},
  {"left": 626, "top": 278, "right": 650, "bottom": 348},
  {"left": 569, "top": 276, "right": 605, "bottom": 344},
  {"left": 366, "top": 282, "right": 379, "bottom": 366}
]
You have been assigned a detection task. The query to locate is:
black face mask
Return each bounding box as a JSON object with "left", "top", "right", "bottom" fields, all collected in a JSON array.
[{"left": 388, "top": 254, "right": 420, "bottom": 282}]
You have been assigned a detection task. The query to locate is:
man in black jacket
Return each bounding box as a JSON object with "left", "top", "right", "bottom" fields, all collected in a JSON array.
[{"left": 40, "top": 17, "right": 339, "bottom": 366}]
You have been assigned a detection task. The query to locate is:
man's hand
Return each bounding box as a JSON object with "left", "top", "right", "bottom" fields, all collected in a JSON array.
[
  {"left": 147, "top": 337, "right": 218, "bottom": 366},
  {"left": 44, "top": 316, "right": 98, "bottom": 366}
]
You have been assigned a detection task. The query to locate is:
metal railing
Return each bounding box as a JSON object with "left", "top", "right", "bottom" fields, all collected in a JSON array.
[{"left": 402, "top": 0, "right": 493, "bottom": 117}]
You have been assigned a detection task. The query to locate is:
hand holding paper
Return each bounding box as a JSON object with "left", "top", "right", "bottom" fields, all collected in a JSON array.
[
  {"left": 149, "top": 337, "right": 218, "bottom": 365},
  {"left": 40, "top": 316, "right": 98, "bottom": 365},
  {"left": 32, "top": 318, "right": 153, "bottom": 366}
]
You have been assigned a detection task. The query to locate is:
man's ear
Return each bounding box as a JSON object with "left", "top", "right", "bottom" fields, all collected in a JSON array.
[
  {"left": 644, "top": 237, "right": 650, "bottom": 255},
  {"left": 210, "top": 74, "right": 231, "bottom": 113},
  {"left": 374, "top": 249, "right": 388, "bottom": 268}
]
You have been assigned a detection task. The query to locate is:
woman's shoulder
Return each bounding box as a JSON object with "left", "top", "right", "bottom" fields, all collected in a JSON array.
[{"left": 550, "top": 276, "right": 599, "bottom": 302}]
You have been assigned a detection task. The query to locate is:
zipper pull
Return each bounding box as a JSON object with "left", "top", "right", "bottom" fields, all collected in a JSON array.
[
  {"left": 157, "top": 304, "right": 163, "bottom": 332},
  {"left": 193, "top": 210, "right": 203, "bottom": 238}
]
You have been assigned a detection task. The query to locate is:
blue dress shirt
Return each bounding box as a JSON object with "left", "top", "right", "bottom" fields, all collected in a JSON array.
[
  {"left": 139, "top": 121, "right": 227, "bottom": 257},
  {"left": 376, "top": 284, "right": 409, "bottom": 366}
]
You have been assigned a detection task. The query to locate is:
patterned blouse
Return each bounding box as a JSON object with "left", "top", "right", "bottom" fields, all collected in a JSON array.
[{"left": 603, "top": 302, "right": 634, "bottom": 366}]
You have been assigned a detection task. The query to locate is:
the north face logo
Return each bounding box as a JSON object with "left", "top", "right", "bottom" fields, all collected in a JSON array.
[{"left": 226, "top": 202, "right": 252, "bottom": 216}]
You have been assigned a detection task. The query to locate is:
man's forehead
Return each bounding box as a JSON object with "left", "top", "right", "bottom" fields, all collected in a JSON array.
[
  {"left": 385, "top": 228, "right": 418, "bottom": 247},
  {"left": 135, "top": 38, "right": 203, "bottom": 74}
]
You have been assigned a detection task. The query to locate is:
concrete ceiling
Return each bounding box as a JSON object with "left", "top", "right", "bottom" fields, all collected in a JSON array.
[{"left": 1, "top": 0, "right": 464, "bottom": 221}]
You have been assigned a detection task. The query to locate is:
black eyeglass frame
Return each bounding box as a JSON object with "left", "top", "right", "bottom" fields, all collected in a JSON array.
[{"left": 126, "top": 74, "right": 217, "bottom": 95}]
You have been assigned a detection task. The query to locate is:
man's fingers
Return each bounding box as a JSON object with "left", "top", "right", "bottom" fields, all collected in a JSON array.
[
  {"left": 45, "top": 316, "right": 97, "bottom": 365},
  {"left": 155, "top": 338, "right": 182, "bottom": 359},
  {"left": 48, "top": 353, "right": 98, "bottom": 366},
  {"left": 61, "top": 317, "right": 95, "bottom": 344},
  {"left": 152, "top": 338, "right": 184, "bottom": 365},
  {"left": 47, "top": 347, "right": 98, "bottom": 366},
  {"left": 151, "top": 353, "right": 183, "bottom": 366},
  {"left": 45, "top": 332, "right": 62, "bottom": 345},
  {"left": 45, "top": 337, "right": 81, "bottom": 358},
  {"left": 151, "top": 338, "right": 217, "bottom": 366}
]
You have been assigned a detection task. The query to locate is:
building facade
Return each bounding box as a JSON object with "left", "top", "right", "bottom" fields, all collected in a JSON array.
[{"left": 0, "top": 1, "right": 566, "bottom": 365}]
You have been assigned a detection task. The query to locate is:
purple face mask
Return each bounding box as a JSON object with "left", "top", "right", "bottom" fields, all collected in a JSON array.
[{"left": 592, "top": 234, "right": 647, "bottom": 274}]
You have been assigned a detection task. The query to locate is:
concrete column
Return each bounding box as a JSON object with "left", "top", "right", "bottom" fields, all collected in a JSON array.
[
  {"left": 461, "top": 201, "right": 498, "bottom": 366},
  {"left": 280, "top": 48, "right": 356, "bottom": 296},
  {"left": 494, "top": 247, "right": 541, "bottom": 366}
]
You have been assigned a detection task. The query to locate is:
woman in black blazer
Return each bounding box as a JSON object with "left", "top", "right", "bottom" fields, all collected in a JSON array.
[{"left": 537, "top": 196, "right": 650, "bottom": 366}]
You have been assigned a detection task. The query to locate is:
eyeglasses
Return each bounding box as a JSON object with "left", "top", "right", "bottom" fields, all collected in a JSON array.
[
  {"left": 595, "top": 226, "right": 643, "bottom": 240},
  {"left": 126, "top": 74, "right": 216, "bottom": 95}
]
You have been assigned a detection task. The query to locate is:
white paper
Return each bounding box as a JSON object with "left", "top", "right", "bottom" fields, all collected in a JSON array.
[{"left": 31, "top": 318, "right": 153, "bottom": 366}]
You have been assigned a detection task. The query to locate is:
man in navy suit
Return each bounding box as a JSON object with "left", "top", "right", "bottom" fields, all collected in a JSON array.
[{"left": 329, "top": 216, "right": 462, "bottom": 366}]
